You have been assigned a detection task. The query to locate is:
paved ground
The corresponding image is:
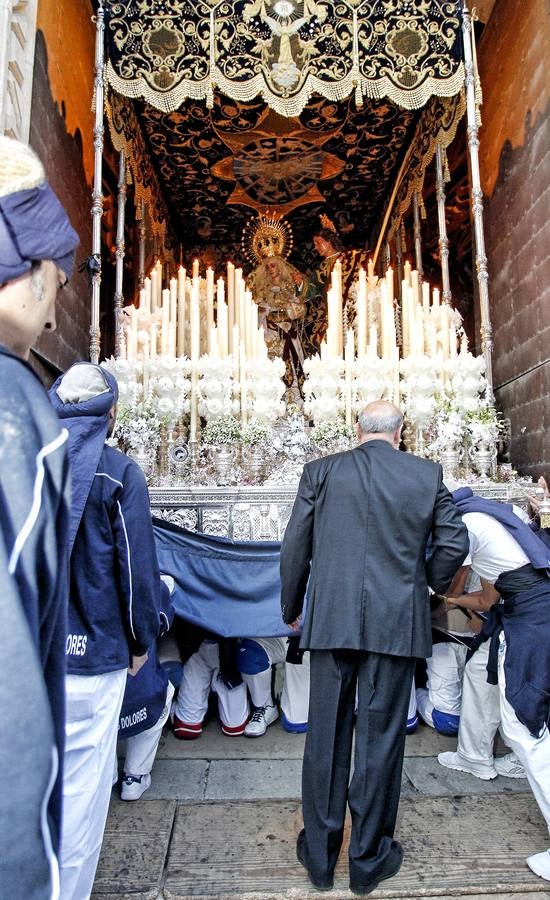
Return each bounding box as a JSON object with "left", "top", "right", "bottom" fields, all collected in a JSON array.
[{"left": 92, "top": 719, "right": 550, "bottom": 899}]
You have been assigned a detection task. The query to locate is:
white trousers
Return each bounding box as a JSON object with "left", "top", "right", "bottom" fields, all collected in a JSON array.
[
  {"left": 455, "top": 641, "right": 501, "bottom": 770},
  {"left": 240, "top": 637, "right": 310, "bottom": 726},
  {"left": 498, "top": 635, "right": 550, "bottom": 832},
  {"left": 123, "top": 681, "right": 175, "bottom": 776},
  {"left": 417, "top": 642, "right": 468, "bottom": 726},
  {"left": 174, "top": 641, "right": 249, "bottom": 730},
  {"left": 60, "top": 669, "right": 127, "bottom": 900}
]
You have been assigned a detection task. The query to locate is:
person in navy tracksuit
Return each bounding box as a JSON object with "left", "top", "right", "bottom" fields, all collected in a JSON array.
[
  {"left": 49, "top": 363, "right": 161, "bottom": 900},
  {"left": 118, "top": 575, "right": 177, "bottom": 800}
]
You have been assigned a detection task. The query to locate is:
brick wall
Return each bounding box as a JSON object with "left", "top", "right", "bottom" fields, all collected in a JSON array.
[
  {"left": 478, "top": 0, "right": 550, "bottom": 478},
  {"left": 28, "top": 2, "right": 95, "bottom": 376}
]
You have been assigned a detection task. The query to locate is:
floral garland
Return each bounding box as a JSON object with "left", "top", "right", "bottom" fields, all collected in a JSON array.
[
  {"left": 198, "top": 355, "right": 238, "bottom": 421},
  {"left": 302, "top": 355, "right": 345, "bottom": 422},
  {"left": 244, "top": 357, "right": 286, "bottom": 422}
]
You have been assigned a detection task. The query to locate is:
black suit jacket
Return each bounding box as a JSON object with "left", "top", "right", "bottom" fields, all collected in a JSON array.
[{"left": 280, "top": 440, "right": 469, "bottom": 658}]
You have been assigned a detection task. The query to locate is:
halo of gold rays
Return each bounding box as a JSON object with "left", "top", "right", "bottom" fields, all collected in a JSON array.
[{"left": 241, "top": 211, "right": 293, "bottom": 266}]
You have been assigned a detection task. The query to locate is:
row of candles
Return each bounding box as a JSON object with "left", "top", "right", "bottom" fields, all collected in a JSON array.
[
  {"left": 123, "top": 259, "right": 270, "bottom": 362},
  {"left": 121, "top": 257, "right": 465, "bottom": 435}
]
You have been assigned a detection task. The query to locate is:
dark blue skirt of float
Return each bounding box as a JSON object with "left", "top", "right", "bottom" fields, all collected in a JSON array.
[{"left": 153, "top": 517, "right": 296, "bottom": 638}]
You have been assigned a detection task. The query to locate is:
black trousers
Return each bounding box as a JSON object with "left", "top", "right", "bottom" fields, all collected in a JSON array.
[{"left": 302, "top": 648, "right": 415, "bottom": 885}]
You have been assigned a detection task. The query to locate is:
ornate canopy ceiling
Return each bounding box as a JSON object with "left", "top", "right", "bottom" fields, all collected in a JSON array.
[{"left": 103, "top": 1, "right": 469, "bottom": 264}]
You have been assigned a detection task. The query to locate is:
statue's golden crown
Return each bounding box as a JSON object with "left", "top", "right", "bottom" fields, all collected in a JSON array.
[{"left": 242, "top": 211, "right": 293, "bottom": 266}]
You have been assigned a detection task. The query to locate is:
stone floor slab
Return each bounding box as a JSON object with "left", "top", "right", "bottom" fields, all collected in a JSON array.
[
  {"left": 205, "top": 759, "right": 303, "bottom": 800},
  {"left": 92, "top": 798, "right": 175, "bottom": 898},
  {"left": 144, "top": 759, "right": 209, "bottom": 800},
  {"left": 162, "top": 795, "right": 549, "bottom": 898},
  {"left": 404, "top": 756, "right": 531, "bottom": 797}
]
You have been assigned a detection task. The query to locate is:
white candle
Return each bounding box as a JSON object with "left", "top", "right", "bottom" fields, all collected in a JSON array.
[
  {"left": 244, "top": 288, "right": 253, "bottom": 357},
  {"left": 217, "top": 299, "right": 228, "bottom": 358},
  {"left": 177, "top": 271, "right": 186, "bottom": 357},
  {"left": 432, "top": 287, "right": 440, "bottom": 308},
  {"left": 369, "top": 323, "right": 378, "bottom": 357},
  {"left": 161, "top": 288, "right": 170, "bottom": 355},
  {"left": 210, "top": 325, "right": 219, "bottom": 358},
  {"left": 143, "top": 277, "right": 152, "bottom": 313},
  {"left": 232, "top": 324, "right": 240, "bottom": 381},
  {"left": 155, "top": 259, "right": 162, "bottom": 307},
  {"left": 239, "top": 341, "right": 247, "bottom": 427},
  {"left": 150, "top": 269, "right": 158, "bottom": 313},
  {"left": 367, "top": 258, "right": 375, "bottom": 279},
  {"left": 227, "top": 262, "right": 235, "bottom": 350},
  {"left": 206, "top": 267, "right": 214, "bottom": 340},
  {"left": 404, "top": 260, "right": 412, "bottom": 285},
  {"left": 411, "top": 269, "right": 420, "bottom": 307},
  {"left": 169, "top": 278, "right": 178, "bottom": 329},
  {"left": 192, "top": 258, "right": 199, "bottom": 278},
  {"left": 385, "top": 267, "right": 394, "bottom": 304},
  {"left": 150, "top": 323, "right": 157, "bottom": 359},
  {"left": 344, "top": 328, "right": 354, "bottom": 427},
  {"left": 168, "top": 323, "right": 176, "bottom": 357},
  {"left": 357, "top": 268, "right": 367, "bottom": 357}
]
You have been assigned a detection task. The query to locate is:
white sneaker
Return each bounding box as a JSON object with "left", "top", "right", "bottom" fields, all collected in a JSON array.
[
  {"left": 494, "top": 752, "right": 526, "bottom": 779},
  {"left": 527, "top": 849, "right": 550, "bottom": 880},
  {"left": 244, "top": 704, "right": 279, "bottom": 737},
  {"left": 121, "top": 773, "right": 151, "bottom": 801},
  {"left": 438, "top": 751, "right": 497, "bottom": 780}
]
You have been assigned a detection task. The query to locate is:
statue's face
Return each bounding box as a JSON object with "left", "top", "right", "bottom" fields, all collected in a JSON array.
[{"left": 264, "top": 257, "right": 282, "bottom": 284}]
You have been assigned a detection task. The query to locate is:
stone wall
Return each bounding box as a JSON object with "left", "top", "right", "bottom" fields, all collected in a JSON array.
[
  {"left": 28, "top": 0, "right": 96, "bottom": 376},
  {"left": 477, "top": 0, "right": 550, "bottom": 478}
]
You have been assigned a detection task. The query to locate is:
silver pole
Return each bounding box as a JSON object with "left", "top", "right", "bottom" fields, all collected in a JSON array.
[
  {"left": 138, "top": 199, "right": 146, "bottom": 290},
  {"left": 90, "top": 1, "right": 105, "bottom": 364},
  {"left": 114, "top": 150, "right": 126, "bottom": 357},
  {"left": 412, "top": 190, "right": 423, "bottom": 276},
  {"left": 395, "top": 224, "right": 403, "bottom": 288},
  {"left": 435, "top": 143, "right": 452, "bottom": 304},
  {"left": 462, "top": 2, "right": 494, "bottom": 402}
]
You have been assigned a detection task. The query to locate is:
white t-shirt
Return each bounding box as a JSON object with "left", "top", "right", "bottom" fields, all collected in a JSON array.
[{"left": 462, "top": 509, "right": 530, "bottom": 584}]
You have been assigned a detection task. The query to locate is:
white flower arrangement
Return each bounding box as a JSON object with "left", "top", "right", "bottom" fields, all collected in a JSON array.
[
  {"left": 244, "top": 357, "right": 286, "bottom": 423},
  {"left": 426, "top": 403, "right": 467, "bottom": 457},
  {"left": 113, "top": 396, "right": 164, "bottom": 452},
  {"left": 465, "top": 402, "right": 503, "bottom": 450},
  {"left": 202, "top": 414, "right": 241, "bottom": 446},
  {"left": 198, "top": 355, "right": 238, "bottom": 421},
  {"left": 241, "top": 419, "right": 273, "bottom": 450},
  {"left": 310, "top": 419, "right": 354, "bottom": 454},
  {"left": 101, "top": 357, "right": 142, "bottom": 404},
  {"left": 303, "top": 354, "right": 345, "bottom": 423}
]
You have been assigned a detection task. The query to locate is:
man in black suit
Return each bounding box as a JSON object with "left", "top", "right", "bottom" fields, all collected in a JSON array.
[{"left": 280, "top": 400, "right": 468, "bottom": 894}]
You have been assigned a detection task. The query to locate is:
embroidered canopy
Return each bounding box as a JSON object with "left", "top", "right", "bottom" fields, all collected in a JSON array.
[{"left": 105, "top": 0, "right": 465, "bottom": 117}]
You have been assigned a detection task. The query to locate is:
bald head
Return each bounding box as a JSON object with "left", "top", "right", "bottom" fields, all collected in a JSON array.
[{"left": 357, "top": 401, "right": 403, "bottom": 447}]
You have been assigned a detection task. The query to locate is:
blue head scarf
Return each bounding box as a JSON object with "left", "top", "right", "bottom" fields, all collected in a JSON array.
[
  {"left": 0, "top": 135, "right": 79, "bottom": 286},
  {"left": 452, "top": 487, "right": 550, "bottom": 573},
  {"left": 49, "top": 363, "right": 119, "bottom": 555}
]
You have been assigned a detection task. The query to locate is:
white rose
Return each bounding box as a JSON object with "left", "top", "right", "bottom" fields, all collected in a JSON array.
[{"left": 157, "top": 397, "right": 175, "bottom": 415}]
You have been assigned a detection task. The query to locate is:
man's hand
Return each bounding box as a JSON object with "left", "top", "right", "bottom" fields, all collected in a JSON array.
[
  {"left": 291, "top": 271, "right": 303, "bottom": 287},
  {"left": 288, "top": 616, "right": 302, "bottom": 632},
  {"left": 528, "top": 476, "right": 549, "bottom": 517},
  {"left": 128, "top": 652, "right": 148, "bottom": 676}
]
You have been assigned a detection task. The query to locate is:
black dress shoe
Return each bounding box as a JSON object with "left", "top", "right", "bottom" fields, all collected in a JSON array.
[
  {"left": 349, "top": 845, "right": 403, "bottom": 895},
  {"left": 296, "top": 829, "right": 334, "bottom": 891}
]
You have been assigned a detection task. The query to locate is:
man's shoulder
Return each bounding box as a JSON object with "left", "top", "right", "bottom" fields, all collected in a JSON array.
[{"left": 98, "top": 444, "right": 148, "bottom": 486}]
